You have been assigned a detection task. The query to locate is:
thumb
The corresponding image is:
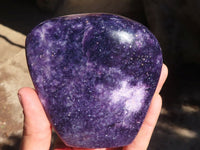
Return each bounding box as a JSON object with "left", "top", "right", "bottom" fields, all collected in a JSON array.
[{"left": 18, "top": 87, "right": 52, "bottom": 150}]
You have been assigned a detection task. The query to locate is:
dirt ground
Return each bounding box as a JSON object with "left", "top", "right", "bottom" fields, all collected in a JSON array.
[{"left": 0, "top": 0, "right": 199, "bottom": 150}]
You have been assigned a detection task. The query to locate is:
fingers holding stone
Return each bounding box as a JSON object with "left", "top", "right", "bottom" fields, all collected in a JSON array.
[
  {"left": 18, "top": 87, "right": 52, "bottom": 150},
  {"left": 124, "top": 94, "right": 162, "bottom": 150},
  {"left": 155, "top": 64, "right": 168, "bottom": 94}
]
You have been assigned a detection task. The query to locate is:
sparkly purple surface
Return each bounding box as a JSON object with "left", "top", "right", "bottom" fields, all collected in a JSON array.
[{"left": 25, "top": 13, "right": 162, "bottom": 148}]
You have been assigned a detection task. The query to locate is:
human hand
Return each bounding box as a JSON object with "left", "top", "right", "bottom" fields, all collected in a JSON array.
[{"left": 18, "top": 64, "right": 168, "bottom": 150}]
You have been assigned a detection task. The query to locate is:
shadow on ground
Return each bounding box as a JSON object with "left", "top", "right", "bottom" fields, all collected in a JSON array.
[
  {"left": 150, "top": 63, "right": 200, "bottom": 150},
  {"left": 0, "top": 0, "right": 53, "bottom": 35},
  {"left": 0, "top": 135, "right": 21, "bottom": 150}
]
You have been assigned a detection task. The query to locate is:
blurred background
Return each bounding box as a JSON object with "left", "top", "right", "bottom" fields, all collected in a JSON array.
[{"left": 0, "top": 0, "right": 199, "bottom": 149}]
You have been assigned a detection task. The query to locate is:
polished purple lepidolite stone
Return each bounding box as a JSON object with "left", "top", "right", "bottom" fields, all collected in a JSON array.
[{"left": 25, "top": 13, "right": 162, "bottom": 148}]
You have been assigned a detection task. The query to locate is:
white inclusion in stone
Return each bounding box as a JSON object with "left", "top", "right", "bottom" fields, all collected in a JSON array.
[
  {"left": 40, "top": 97, "right": 46, "bottom": 107},
  {"left": 110, "top": 80, "right": 146, "bottom": 113},
  {"left": 134, "top": 30, "right": 146, "bottom": 48},
  {"left": 35, "top": 22, "right": 54, "bottom": 41},
  {"left": 36, "top": 75, "right": 44, "bottom": 84},
  {"left": 44, "top": 65, "right": 51, "bottom": 79},
  {"left": 96, "top": 84, "right": 104, "bottom": 93},
  {"left": 40, "top": 28, "right": 46, "bottom": 41},
  {"left": 135, "top": 30, "right": 144, "bottom": 40},
  {"left": 111, "top": 30, "right": 134, "bottom": 44},
  {"left": 156, "top": 54, "right": 162, "bottom": 65},
  {"left": 35, "top": 27, "right": 46, "bottom": 41}
]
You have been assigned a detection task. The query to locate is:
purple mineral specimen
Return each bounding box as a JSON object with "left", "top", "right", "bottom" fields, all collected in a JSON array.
[{"left": 25, "top": 13, "right": 162, "bottom": 148}]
